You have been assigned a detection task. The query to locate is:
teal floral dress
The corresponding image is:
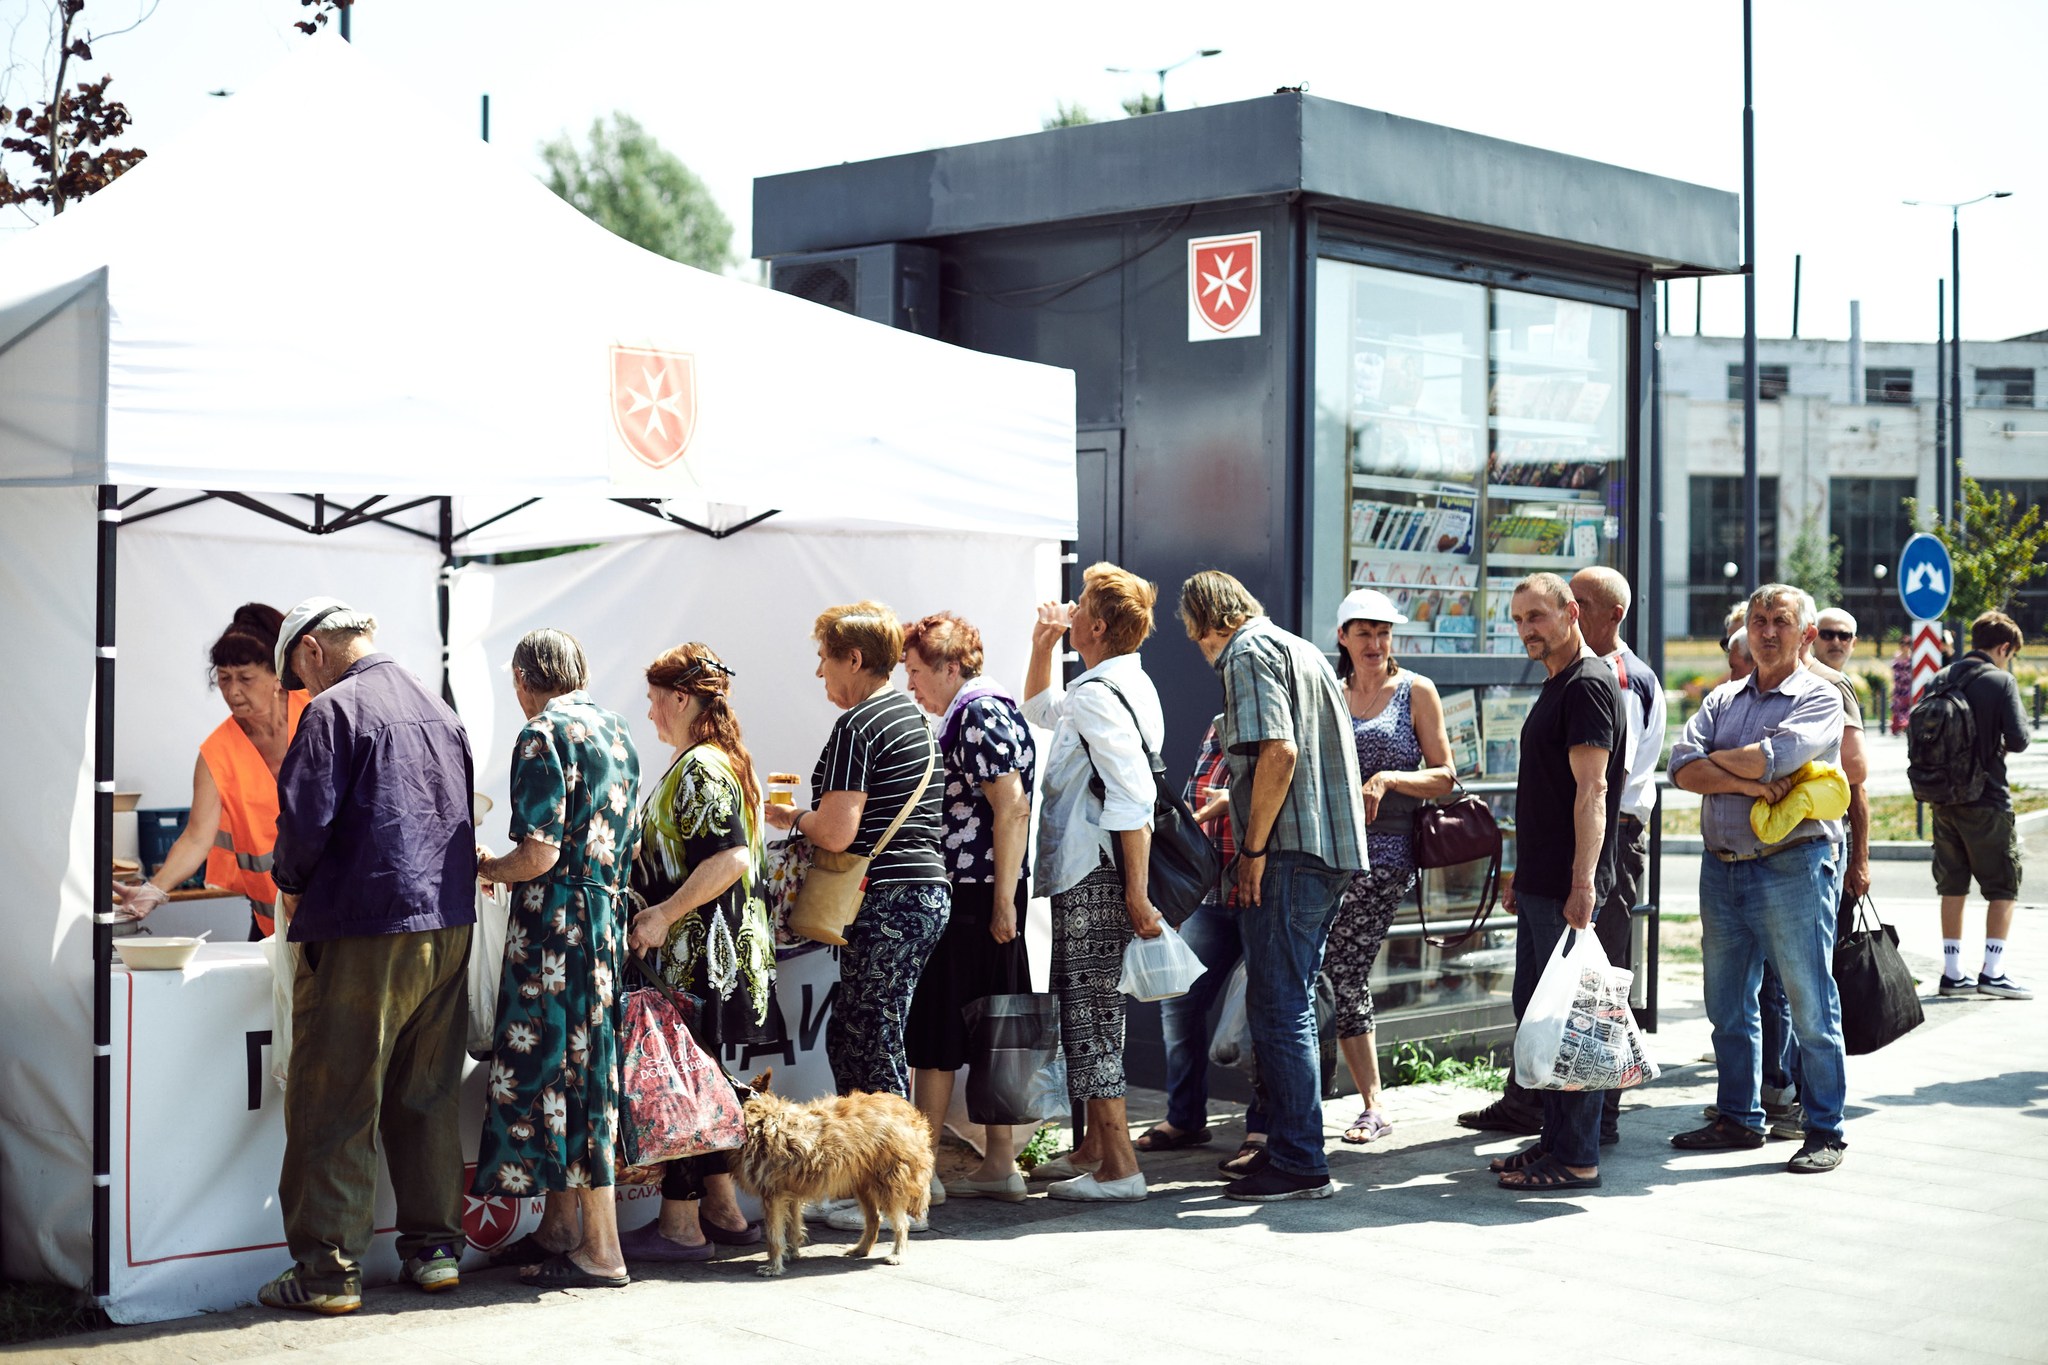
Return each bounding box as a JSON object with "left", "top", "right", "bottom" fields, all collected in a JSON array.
[
  {"left": 472, "top": 691, "right": 641, "bottom": 1195},
  {"left": 629, "top": 744, "right": 780, "bottom": 1053}
]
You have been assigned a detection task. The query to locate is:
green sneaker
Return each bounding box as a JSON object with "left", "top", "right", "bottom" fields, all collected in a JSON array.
[
  {"left": 257, "top": 1265, "right": 361, "bottom": 1315},
  {"left": 401, "top": 1244, "right": 462, "bottom": 1293}
]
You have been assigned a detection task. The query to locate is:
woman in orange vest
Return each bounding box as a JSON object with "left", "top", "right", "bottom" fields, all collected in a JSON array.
[{"left": 114, "top": 604, "right": 309, "bottom": 939}]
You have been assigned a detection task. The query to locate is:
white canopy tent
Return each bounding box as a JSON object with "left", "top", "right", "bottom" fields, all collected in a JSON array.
[{"left": 0, "top": 35, "right": 1074, "bottom": 1305}]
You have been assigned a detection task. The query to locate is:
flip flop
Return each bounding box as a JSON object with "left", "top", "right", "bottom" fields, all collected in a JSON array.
[
  {"left": 1496, "top": 1154, "right": 1601, "bottom": 1191},
  {"left": 1340, "top": 1110, "right": 1393, "bottom": 1145},
  {"left": 488, "top": 1233, "right": 559, "bottom": 1267},
  {"left": 1134, "top": 1123, "right": 1212, "bottom": 1152},
  {"left": 520, "top": 1252, "right": 630, "bottom": 1289},
  {"left": 1487, "top": 1144, "right": 1546, "bottom": 1174}
]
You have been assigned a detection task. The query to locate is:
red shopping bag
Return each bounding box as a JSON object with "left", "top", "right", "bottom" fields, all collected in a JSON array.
[{"left": 617, "top": 968, "right": 745, "bottom": 1166}]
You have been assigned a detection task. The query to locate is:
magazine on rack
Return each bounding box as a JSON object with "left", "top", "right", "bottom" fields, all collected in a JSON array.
[
  {"left": 1481, "top": 690, "right": 1538, "bottom": 780},
  {"left": 1441, "top": 688, "right": 1481, "bottom": 778}
]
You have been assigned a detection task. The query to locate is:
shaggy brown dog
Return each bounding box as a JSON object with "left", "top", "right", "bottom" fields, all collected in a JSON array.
[{"left": 733, "top": 1070, "right": 934, "bottom": 1277}]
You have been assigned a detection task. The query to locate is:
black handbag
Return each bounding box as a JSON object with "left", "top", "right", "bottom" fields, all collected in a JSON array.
[
  {"left": 1833, "top": 895, "right": 1925, "bottom": 1055},
  {"left": 1074, "top": 679, "right": 1222, "bottom": 928},
  {"left": 1410, "top": 784, "right": 1504, "bottom": 947}
]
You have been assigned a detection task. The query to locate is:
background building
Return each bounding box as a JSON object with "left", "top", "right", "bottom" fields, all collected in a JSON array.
[{"left": 1658, "top": 328, "right": 2048, "bottom": 640}]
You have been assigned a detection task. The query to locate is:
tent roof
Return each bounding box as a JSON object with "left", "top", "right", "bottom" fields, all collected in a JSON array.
[{"left": 0, "top": 38, "right": 1076, "bottom": 543}]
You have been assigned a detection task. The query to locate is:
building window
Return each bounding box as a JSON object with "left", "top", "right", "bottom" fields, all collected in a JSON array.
[
  {"left": 1687, "top": 475, "right": 1778, "bottom": 636},
  {"left": 1974, "top": 368, "right": 2034, "bottom": 408},
  {"left": 1727, "top": 364, "right": 1790, "bottom": 401},
  {"left": 1864, "top": 368, "right": 1913, "bottom": 405},
  {"left": 1829, "top": 478, "right": 1915, "bottom": 645}
]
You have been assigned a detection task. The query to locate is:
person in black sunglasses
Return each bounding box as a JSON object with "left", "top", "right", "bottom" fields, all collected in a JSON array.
[{"left": 1813, "top": 609, "right": 1858, "bottom": 672}]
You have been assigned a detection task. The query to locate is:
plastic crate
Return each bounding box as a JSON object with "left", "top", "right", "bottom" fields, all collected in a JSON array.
[{"left": 135, "top": 807, "right": 204, "bottom": 890}]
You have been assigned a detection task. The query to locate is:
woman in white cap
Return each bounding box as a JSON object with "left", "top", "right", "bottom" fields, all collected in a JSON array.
[{"left": 1327, "top": 587, "right": 1455, "bottom": 1145}]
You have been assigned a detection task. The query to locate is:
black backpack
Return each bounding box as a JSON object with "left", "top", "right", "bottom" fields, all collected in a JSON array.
[{"left": 1906, "top": 659, "right": 1987, "bottom": 806}]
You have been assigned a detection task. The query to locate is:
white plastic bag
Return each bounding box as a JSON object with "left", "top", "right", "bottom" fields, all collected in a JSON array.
[
  {"left": 261, "top": 931, "right": 296, "bottom": 1093},
  {"left": 1208, "top": 962, "right": 1252, "bottom": 1067},
  {"left": 1514, "top": 926, "right": 1659, "bottom": 1092},
  {"left": 1116, "top": 926, "right": 1203, "bottom": 1002},
  {"left": 467, "top": 882, "right": 512, "bottom": 1058}
]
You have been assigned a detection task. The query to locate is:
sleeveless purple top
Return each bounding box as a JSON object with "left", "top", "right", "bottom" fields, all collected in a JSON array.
[{"left": 1351, "top": 676, "right": 1423, "bottom": 874}]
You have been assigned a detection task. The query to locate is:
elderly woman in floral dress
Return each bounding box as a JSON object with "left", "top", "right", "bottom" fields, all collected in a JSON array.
[
  {"left": 473, "top": 629, "right": 642, "bottom": 1290},
  {"left": 619, "top": 642, "right": 781, "bottom": 1262}
]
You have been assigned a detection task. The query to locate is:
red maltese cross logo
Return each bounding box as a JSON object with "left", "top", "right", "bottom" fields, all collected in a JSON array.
[{"left": 610, "top": 346, "right": 698, "bottom": 470}]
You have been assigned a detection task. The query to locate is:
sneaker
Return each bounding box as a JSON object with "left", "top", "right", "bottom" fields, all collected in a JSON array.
[
  {"left": 1978, "top": 974, "right": 2033, "bottom": 1000},
  {"left": 928, "top": 1173, "right": 946, "bottom": 1207},
  {"left": 1786, "top": 1135, "right": 1847, "bottom": 1174},
  {"left": 1939, "top": 973, "right": 1981, "bottom": 997},
  {"left": 1045, "top": 1170, "right": 1148, "bottom": 1202},
  {"left": 824, "top": 1204, "right": 929, "bottom": 1233},
  {"left": 400, "top": 1244, "right": 460, "bottom": 1293},
  {"left": 802, "top": 1196, "right": 859, "bottom": 1224},
  {"left": 257, "top": 1265, "right": 360, "bottom": 1316},
  {"left": 1766, "top": 1106, "right": 1807, "bottom": 1141},
  {"left": 1456, "top": 1099, "right": 1543, "bottom": 1135},
  {"left": 1223, "top": 1165, "right": 1333, "bottom": 1202},
  {"left": 943, "top": 1171, "right": 1027, "bottom": 1202}
]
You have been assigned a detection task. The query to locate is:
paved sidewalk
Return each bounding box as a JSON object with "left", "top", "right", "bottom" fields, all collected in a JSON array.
[{"left": 19, "top": 906, "right": 2046, "bottom": 1365}]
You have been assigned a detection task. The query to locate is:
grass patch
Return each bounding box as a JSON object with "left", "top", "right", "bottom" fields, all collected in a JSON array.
[
  {"left": 0, "top": 1282, "right": 106, "bottom": 1346},
  {"left": 1388, "top": 1040, "right": 1506, "bottom": 1092},
  {"left": 1661, "top": 785, "right": 2046, "bottom": 843},
  {"left": 1016, "top": 1122, "right": 1061, "bottom": 1172}
]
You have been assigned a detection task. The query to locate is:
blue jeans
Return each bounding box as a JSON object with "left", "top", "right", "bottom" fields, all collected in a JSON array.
[
  {"left": 1238, "top": 851, "right": 1352, "bottom": 1179},
  {"left": 1700, "top": 841, "right": 1846, "bottom": 1140},
  {"left": 1508, "top": 891, "right": 1606, "bottom": 1169},
  {"left": 1758, "top": 963, "right": 1802, "bottom": 1094},
  {"left": 1160, "top": 902, "right": 1268, "bottom": 1135}
]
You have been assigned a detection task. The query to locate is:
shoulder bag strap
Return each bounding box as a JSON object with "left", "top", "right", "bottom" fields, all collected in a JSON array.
[
  {"left": 1076, "top": 676, "right": 1165, "bottom": 771},
  {"left": 1411, "top": 781, "right": 1502, "bottom": 948},
  {"left": 867, "top": 723, "right": 938, "bottom": 861}
]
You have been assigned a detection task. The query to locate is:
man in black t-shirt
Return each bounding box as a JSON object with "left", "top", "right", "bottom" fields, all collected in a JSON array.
[{"left": 1491, "top": 573, "right": 1626, "bottom": 1194}]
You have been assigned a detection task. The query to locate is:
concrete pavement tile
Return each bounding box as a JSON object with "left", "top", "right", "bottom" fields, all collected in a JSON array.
[{"left": 1894, "top": 1310, "right": 2048, "bottom": 1364}]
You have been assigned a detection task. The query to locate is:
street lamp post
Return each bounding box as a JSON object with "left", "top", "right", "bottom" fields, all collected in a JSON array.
[
  {"left": 1905, "top": 191, "right": 2013, "bottom": 526},
  {"left": 1107, "top": 48, "right": 1222, "bottom": 113},
  {"left": 1873, "top": 562, "right": 1888, "bottom": 657}
]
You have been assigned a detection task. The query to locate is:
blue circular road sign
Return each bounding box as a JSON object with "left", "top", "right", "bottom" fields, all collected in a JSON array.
[{"left": 1897, "top": 532, "right": 1953, "bottom": 621}]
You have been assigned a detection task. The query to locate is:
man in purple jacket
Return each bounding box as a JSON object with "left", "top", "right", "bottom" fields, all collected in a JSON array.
[{"left": 258, "top": 598, "right": 477, "bottom": 1315}]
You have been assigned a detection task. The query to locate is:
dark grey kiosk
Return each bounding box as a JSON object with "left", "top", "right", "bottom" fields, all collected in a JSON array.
[{"left": 756, "top": 92, "right": 1739, "bottom": 1078}]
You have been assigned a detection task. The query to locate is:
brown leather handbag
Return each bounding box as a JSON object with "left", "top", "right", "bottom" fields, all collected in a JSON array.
[{"left": 1410, "top": 784, "right": 1503, "bottom": 947}]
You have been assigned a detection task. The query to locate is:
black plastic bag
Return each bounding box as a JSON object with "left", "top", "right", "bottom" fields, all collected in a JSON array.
[
  {"left": 1833, "top": 897, "right": 1924, "bottom": 1056},
  {"left": 962, "top": 993, "right": 1068, "bottom": 1126}
]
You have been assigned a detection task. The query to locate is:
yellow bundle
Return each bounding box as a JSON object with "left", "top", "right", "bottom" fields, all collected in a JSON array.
[{"left": 1749, "top": 760, "right": 1851, "bottom": 844}]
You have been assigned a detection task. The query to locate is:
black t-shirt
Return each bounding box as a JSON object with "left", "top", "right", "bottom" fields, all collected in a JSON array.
[
  {"left": 1514, "top": 653, "right": 1627, "bottom": 903},
  {"left": 1954, "top": 651, "right": 2031, "bottom": 810},
  {"left": 812, "top": 689, "right": 947, "bottom": 886}
]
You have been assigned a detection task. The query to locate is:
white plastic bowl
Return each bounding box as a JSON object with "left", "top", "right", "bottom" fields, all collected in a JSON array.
[{"left": 114, "top": 937, "right": 203, "bottom": 971}]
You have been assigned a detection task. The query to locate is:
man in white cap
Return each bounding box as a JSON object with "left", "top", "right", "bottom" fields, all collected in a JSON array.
[{"left": 259, "top": 598, "right": 477, "bottom": 1314}]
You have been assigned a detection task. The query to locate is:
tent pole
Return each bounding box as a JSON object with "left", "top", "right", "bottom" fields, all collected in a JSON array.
[
  {"left": 438, "top": 497, "right": 456, "bottom": 708},
  {"left": 92, "top": 484, "right": 119, "bottom": 1301}
]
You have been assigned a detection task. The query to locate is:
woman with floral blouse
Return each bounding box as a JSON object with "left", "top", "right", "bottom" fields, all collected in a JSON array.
[
  {"left": 473, "top": 629, "right": 641, "bottom": 1290},
  {"left": 901, "top": 612, "right": 1037, "bottom": 1203},
  {"left": 619, "top": 641, "right": 780, "bottom": 1262}
]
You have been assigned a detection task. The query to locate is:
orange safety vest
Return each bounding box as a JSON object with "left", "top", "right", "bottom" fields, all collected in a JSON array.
[{"left": 199, "top": 691, "right": 308, "bottom": 936}]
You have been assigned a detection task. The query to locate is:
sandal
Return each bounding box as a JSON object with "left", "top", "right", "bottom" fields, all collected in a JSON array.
[
  {"left": 520, "top": 1252, "right": 630, "bottom": 1289},
  {"left": 488, "top": 1233, "right": 561, "bottom": 1267},
  {"left": 1497, "top": 1154, "right": 1601, "bottom": 1191},
  {"left": 1340, "top": 1110, "right": 1393, "bottom": 1145},
  {"left": 1134, "top": 1123, "right": 1212, "bottom": 1152},
  {"left": 1218, "top": 1139, "right": 1267, "bottom": 1178},
  {"left": 1487, "top": 1143, "right": 1546, "bottom": 1175}
]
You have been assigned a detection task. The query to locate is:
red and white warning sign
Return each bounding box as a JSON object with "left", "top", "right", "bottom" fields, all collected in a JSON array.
[
  {"left": 1909, "top": 619, "right": 1945, "bottom": 704},
  {"left": 1188, "top": 231, "right": 1261, "bottom": 341}
]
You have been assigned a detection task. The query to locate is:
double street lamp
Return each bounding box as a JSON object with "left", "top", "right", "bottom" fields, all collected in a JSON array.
[
  {"left": 1904, "top": 190, "right": 2013, "bottom": 526},
  {"left": 1107, "top": 48, "right": 1222, "bottom": 113}
]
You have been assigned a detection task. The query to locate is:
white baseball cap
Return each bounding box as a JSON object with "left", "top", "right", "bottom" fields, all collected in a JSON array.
[
  {"left": 1338, "top": 587, "right": 1408, "bottom": 626},
  {"left": 275, "top": 596, "right": 353, "bottom": 690}
]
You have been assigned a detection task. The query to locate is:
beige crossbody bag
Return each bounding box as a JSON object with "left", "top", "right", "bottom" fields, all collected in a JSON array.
[{"left": 788, "top": 734, "right": 937, "bottom": 946}]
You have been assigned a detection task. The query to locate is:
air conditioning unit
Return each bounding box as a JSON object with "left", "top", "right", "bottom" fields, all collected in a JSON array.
[{"left": 767, "top": 243, "right": 941, "bottom": 337}]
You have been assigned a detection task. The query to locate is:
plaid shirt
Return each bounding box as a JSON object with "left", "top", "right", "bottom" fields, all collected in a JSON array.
[
  {"left": 1214, "top": 617, "right": 1368, "bottom": 875},
  {"left": 1183, "top": 720, "right": 1235, "bottom": 905}
]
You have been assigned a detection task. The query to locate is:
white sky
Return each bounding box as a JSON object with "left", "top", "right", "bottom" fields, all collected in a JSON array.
[{"left": 6, "top": 0, "right": 2044, "bottom": 344}]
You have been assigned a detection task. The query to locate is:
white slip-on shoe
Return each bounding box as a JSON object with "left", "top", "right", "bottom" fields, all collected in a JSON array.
[
  {"left": 928, "top": 1173, "right": 946, "bottom": 1206},
  {"left": 944, "top": 1171, "right": 1028, "bottom": 1201},
  {"left": 1046, "top": 1170, "right": 1147, "bottom": 1203},
  {"left": 1027, "top": 1154, "right": 1100, "bottom": 1182},
  {"left": 802, "top": 1196, "right": 859, "bottom": 1224},
  {"left": 824, "top": 1204, "right": 929, "bottom": 1233}
]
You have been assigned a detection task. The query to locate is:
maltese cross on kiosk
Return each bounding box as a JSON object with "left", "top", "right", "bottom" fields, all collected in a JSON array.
[
  {"left": 610, "top": 345, "right": 698, "bottom": 470},
  {"left": 1187, "top": 232, "right": 1261, "bottom": 340}
]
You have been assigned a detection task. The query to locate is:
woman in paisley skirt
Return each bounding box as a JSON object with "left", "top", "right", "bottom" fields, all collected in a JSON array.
[
  {"left": 1326, "top": 589, "right": 1454, "bottom": 1146},
  {"left": 619, "top": 641, "right": 781, "bottom": 1262},
  {"left": 474, "top": 629, "right": 642, "bottom": 1289}
]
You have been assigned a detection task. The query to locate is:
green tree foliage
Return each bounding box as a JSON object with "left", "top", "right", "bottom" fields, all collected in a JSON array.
[
  {"left": 539, "top": 113, "right": 732, "bottom": 273},
  {"left": 1783, "top": 507, "right": 1844, "bottom": 608},
  {"left": 1905, "top": 474, "right": 2048, "bottom": 625},
  {"left": 1120, "top": 92, "right": 1164, "bottom": 117},
  {"left": 1041, "top": 100, "right": 1094, "bottom": 129}
]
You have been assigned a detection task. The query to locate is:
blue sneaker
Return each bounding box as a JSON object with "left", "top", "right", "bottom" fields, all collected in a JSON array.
[{"left": 1977, "top": 973, "right": 2033, "bottom": 1000}]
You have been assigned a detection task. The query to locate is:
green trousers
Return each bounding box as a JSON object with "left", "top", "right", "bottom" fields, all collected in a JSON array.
[{"left": 280, "top": 924, "right": 471, "bottom": 1290}]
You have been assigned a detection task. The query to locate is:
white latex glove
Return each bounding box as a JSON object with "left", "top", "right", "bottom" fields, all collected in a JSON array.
[{"left": 114, "top": 881, "right": 170, "bottom": 920}]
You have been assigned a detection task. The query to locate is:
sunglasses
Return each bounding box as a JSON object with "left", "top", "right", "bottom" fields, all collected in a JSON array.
[{"left": 1816, "top": 629, "right": 1855, "bottom": 642}]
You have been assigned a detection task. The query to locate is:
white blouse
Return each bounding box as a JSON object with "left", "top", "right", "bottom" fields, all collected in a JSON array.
[{"left": 1021, "top": 651, "right": 1165, "bottom": 899}]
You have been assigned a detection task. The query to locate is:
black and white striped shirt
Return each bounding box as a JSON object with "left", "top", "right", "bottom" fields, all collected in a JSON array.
[{"left": 812, "top": 689, "right": 946, "bottom": 886}]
